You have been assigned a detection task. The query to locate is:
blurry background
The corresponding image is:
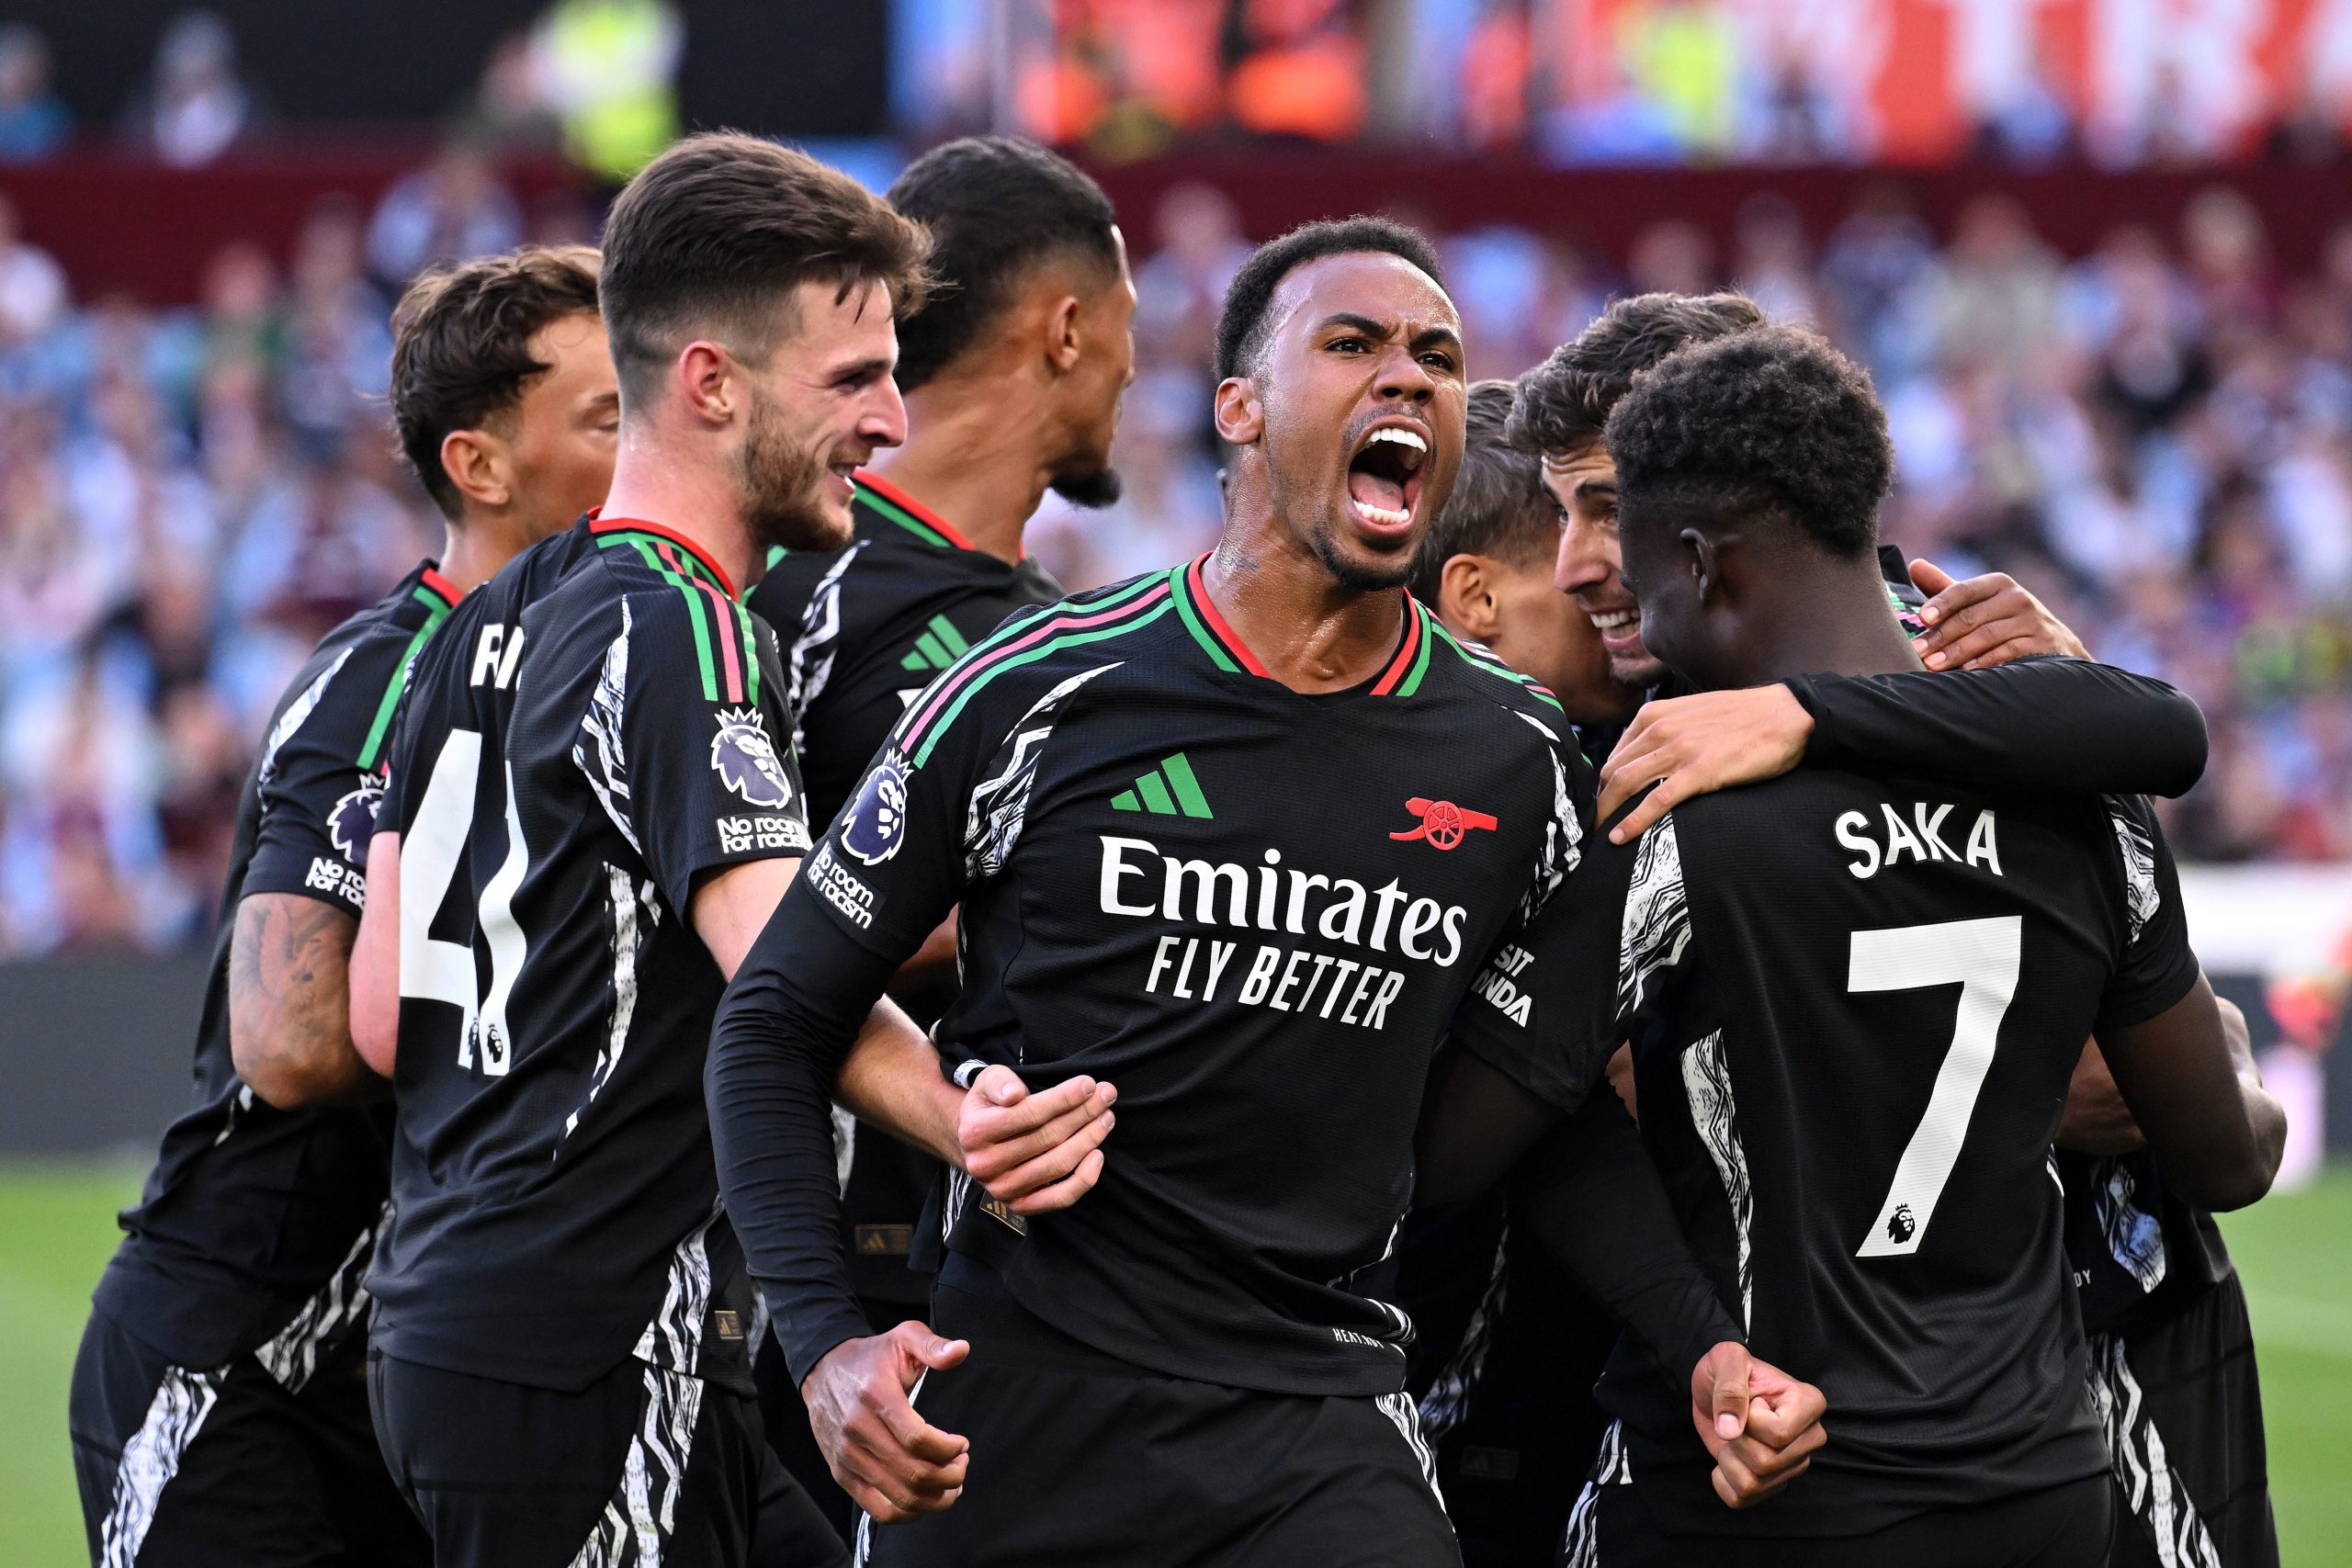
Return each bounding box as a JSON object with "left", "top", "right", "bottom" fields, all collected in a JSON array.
[{"left": 0, "top": 1, "right": 2346, "bottom": 1560}]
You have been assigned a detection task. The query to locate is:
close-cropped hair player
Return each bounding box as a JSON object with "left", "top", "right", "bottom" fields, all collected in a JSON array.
[
  {"left": 69, "top": 243, "right": 612, "bottom": 1568},
  {"left": 708, "top": 216, "right": 1836, "bottom": 1568},
  {"left": 345, "top": 134, "right": 1114, "bottom": 1568},
  {"left": 742, "top": 133, "right": 1135, "bottom": 1540},
  {"left": 1532, "top": 324, "right": 2285, "bottom": 1567}
]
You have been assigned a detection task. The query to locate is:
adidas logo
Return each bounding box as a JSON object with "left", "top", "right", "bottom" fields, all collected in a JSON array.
[
  {"left": 1112, "top": 752, "right": 1214, "bottom": 818},
  {"left": 900, "top": 615, "right": 971, "bottom": 672}
]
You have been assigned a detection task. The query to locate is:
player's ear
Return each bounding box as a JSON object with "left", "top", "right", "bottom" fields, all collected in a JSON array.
[
  {"left": 1214, "top": 376, "right": 1263, "bottom": 445},
  {"left": 1046, "top": 293, "right": 1083, "bottom": 375},
  {"left": 1438, "top": 554, "right": 1499, "bottom": 640},
  {"left": 676, "top": 340, "right": 737, "bottom": 426},
  {"left": 1681, "top": 527, "right": 1722, "bottom": 604},
  {"left": 439, "top": 427, "right": 511, "bottom": 511}
]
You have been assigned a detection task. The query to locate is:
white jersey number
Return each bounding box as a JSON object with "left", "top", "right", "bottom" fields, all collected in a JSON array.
[
  {"left": 1849, "top": 916, "right": 2023, "bottom": 1258},
  {"left": 400, "top": 729, "right": 531, "bottom": 1075}
]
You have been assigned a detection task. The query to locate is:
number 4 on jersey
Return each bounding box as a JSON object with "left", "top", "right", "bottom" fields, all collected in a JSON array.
[
  {"left": 1849, "top": 916, "right": 2022, "bottom": 1258},
  {"left": 400, "top": 728, "right": 531, "bottom": 1075}
]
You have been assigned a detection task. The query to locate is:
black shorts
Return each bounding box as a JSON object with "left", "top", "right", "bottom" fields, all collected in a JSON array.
[
  {"left": 70, "top": 1305, "right": 425, "bottom": 1568},
  {"left": 368, "top": 1349, "right": 846, "bottom": 1568},
  {"left": 1401, "top": 1198, "right": 1615, "bottom": 1568},
  {"left": 1568, "top": 1462, "right": 2113, "bottom": 1568},
  {"left": 2090, "top": 1272, "right": 2278, "bottom": 1568},
  {"left": 857, "top": 1270, "right": 1460, "bottom": 1568}
]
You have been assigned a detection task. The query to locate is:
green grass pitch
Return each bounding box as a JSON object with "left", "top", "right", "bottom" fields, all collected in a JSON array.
[{"left": 3, "top": 1162, "right": 2348, "bottom": 1564}]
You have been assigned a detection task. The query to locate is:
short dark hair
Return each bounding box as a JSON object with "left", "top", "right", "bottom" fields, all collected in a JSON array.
[
  {"left": 1510, "top": 291, "right": 1766, "bottom": 456},
  {"left": 885, "top": 136, "right": 1119, "bottom": 392},
  {"left": 1408, "top": 380, "right": 1555, "bottom": 603},
  {"left": 1214, "top": 216, "right": 1445, "bottom": 382},
  {"left": 390, "top": 243, "right": 604, "bottom": 519},
  {"left": 598, "top": 131, "right": 932, "bottom": 402},
  {"left": 1605, "top": 325, "right": 1891, "bottom": 559}
]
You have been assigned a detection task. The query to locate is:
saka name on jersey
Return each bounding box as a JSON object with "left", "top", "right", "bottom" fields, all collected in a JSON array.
[
  {"left": 1543, "top": 769, "right": 2200, "bottom": 1538},
  {"left": 96, "top": 563, "right": 457, "bottom": 1372},
  {"left": 752, "top": 470, "right": 1062, "bottom": 830},
  {"left": 368, "top": 516, "right": 808, "bottom": 1395},
  {"left": 793, "top": 557, "right": 1600, "bottom": 1395}
]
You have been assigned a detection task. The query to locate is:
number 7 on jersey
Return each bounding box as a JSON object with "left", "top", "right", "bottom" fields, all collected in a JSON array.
[{"left": 1849, "top": 916, "right": 2023, "bottom": 1258}]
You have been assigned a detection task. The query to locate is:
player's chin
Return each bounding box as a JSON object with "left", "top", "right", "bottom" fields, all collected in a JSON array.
[
  {"left": 1608, "top": 646, "right": 1669, "bottom": 691},
  {"left": 1317, "top": 510, "right": 1419, "bottom": 592}
]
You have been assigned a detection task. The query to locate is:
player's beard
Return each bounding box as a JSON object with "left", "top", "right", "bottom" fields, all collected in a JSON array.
[
  {"left": 1048, "top": 462, "right": 1123, "bottom": 510},
  {"left": 738, "top": 386, "right": 846, "bottom": 555}
]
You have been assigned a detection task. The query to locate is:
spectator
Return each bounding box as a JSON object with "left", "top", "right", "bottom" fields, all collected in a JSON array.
[
  {"left": 366, "top": 139, "right": 525, "bottom": 288},
  {"left": 1929, "top": 194, "right": 2064, "bottom": 378},
  {"left": 127, "top": 11, "right": 255, "bottom": 167},
  {"left": 0, "top": 192, "right": 67, "bottom": 346},
  {"left": 0, "top": 24, "right": 70, "bottom": 162}
]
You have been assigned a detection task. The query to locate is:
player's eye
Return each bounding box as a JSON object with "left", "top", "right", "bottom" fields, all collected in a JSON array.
[
  {"left": 1328, "top": 335, "right": 1369, "bottom": 354},
  {"left": 1419, "top": 351, "right": 1457, "bottom": 373}
]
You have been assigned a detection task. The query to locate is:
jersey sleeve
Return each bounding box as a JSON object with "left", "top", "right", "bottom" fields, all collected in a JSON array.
[
  {"left": 571, "top": 591, "right": 812, "bottom": 920},
  {"left": 1787, "top": 657, "right": 2209, "bottom": 800},
  {"left": 2094, "top": 795, "right": 2202, "bottom": 1033},
  {"left": 242, "top": 638, "right": 407, "bottom": 919},
  {"left": 791, "top": 651, "right": 1024, "bottom": 965},
  {"left": 1447, "top": 738, "right": 1632, "bottom": 1111}
]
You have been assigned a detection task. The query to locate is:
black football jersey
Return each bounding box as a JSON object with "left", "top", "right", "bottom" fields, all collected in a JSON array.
[
  {"left": 788, "top": 557, "right": 1600, "bottom": 1396},
  {"left": 748, "top": 472, "right": 1064, "bottom": 1299},
  {"left": 1534, "top": 772, "right": 2201, "bottom": 1535},
  {"left": 95, "top": 562, "right": 458, "bottom": 1372},
  {"left": 751, "top": 470, "right": 1065, "bottom": 831},
  {"left": 368, "top": 516, "right": 809, "bottom": 1394}
]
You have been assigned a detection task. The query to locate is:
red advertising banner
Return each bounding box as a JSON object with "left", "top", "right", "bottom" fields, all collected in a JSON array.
[{"left": 1557, "top": 0, "right": 2352, "bottom": 164}]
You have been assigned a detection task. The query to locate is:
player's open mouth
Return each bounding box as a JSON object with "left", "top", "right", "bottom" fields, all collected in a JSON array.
[{"left": 1345, "top": 423, "right": 1429, "bottom": 535}]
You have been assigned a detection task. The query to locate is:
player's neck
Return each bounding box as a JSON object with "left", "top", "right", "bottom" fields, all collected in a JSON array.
[
  {"left": 1725, "top": 569, "right": 1923, "bottom": 687},
  {"left": 1203, "top": 520, "right": 1408, "bottom": 694},
  {"left": 436, "top": 512, "right": 535, "bottom": 595},
  {"left": 869, "top": 389, "right": 1046, "bottom": 565},
  {"left": 600, "top": 431, "right": 756, "bottom": 593}
]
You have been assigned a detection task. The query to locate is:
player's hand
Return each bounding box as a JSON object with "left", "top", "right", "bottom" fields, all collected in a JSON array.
[
  {"left": 802, "top": 1323, "right": 971, "bottom": 1522},
  {"left": 1690, "top": 1341, "right": 1828, "bottom": 1509},
  {"left": 1598, "top": 687, "right": 1814, "bottom": 843},
  {"left": 1908, "top": 559, "right": 2090, "bottom": 671},
  {"left": 957, "top": 1065, "right": 1116, "bottom": 1214}
]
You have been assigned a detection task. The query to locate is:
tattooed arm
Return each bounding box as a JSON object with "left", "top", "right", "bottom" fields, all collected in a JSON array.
[{"left": 230, "top": 892, "right": 379, "bottom": 1109}]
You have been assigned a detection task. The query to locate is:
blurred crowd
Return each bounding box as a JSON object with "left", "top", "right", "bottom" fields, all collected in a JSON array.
[{"left": 0, "top": 162, "right": 2346, "bottom": 954}]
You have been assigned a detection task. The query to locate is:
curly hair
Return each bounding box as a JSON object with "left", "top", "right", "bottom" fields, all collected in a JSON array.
[
  {"left": 886, "top": 137, "right": 1120, "bottom": 392},
  {"left": 1214, "top": 216, "right": 1445, "bottom": 382},
  {"left": 1407, "top": 381, "right": 1554, "bottom": 604},
  {"left": 1603, "top": 325, "right": 1891, "bottom": 558},
  {"left": 1508, "top": 291, "right": 1766, "bottom": 456}
]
